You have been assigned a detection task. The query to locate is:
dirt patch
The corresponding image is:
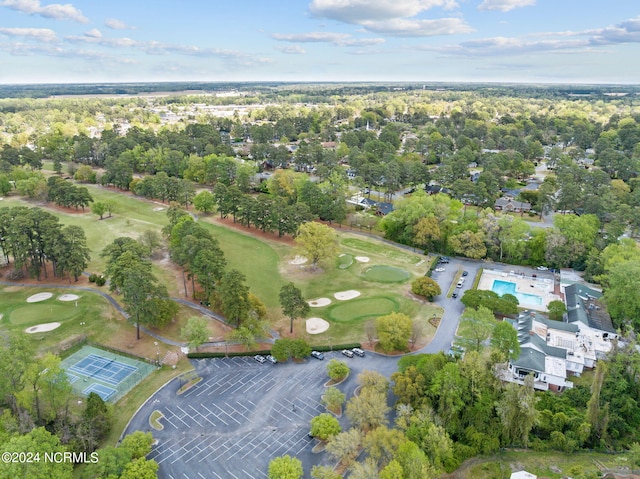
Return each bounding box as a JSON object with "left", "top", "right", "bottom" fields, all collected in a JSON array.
[
  {"left": 334, "top": 290, "right": 361, "bottom": 300},
  {"left": 26, "top": 292, "right": 53, "bottom": 303},
  {"left": 0, "top": 265, "right": 91, "bottom": 286},
  {"left": 25, "top": 322, "right": 61, "bottom": 333},
  {"left": 58, "top": 294, "right": 80, "bottom": 301},
  {"left": 308, "top": 298, "right": 331, "bottom": 307},
  {"left": 306, "top": 317, "right": 330, "bottom": 334}
]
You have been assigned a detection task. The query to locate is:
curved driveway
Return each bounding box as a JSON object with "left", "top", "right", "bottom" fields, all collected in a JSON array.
[{"left": 123, "top": 256, "right": 480, "bottom": 479}]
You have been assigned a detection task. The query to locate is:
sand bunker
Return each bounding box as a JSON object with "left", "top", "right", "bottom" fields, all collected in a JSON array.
[
  {"left": 290, "top": 255, "right": 308, "bottom": 265},
  {"left": 58, "top": 294, "right": 80, "bottom": 302},
  {"left": 355, "top": 256, "right": 370, "bottom": 263},
  {"left": 306, "top": 317, "right": 330, "bottom": 334},
  {"left": 153, "top": 207, "right": 166, "bottom": 211},
  {"left": 26, "top": 292, "right": 53, "bottom": 303},
  {"left": 308, "top": 298, "right": 331, "bottom": 307},
  {"left": 25, "top": 322, "right": 61, "bottom": 333},
  {"left": 334, "top": 290, "right": 361, "bottom": 301}
]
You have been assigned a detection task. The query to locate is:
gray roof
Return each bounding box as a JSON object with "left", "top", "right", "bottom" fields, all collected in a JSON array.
[
  {"left": 565, "top": 284, "right": 615, "bottom": 334},
  {"left": 494, "top": 197, "right": 531, "bottom": 210}
]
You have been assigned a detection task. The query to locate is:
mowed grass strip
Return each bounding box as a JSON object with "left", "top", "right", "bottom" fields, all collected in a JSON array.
[
  {"left": 341, "top": 237, "right": 422, "bottom": 264},
  {"left": 326, "top": 296, "right": 399, "bottom": 322},
  {"left": 362, "top": 265, "right": 410, "bottom": 283}
]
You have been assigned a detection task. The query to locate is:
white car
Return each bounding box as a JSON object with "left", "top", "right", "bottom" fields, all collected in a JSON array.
[
  {"left": 435, "top": 267, "right": 445, "bottom": 272},
  {"left": 536, "top": 266, "right": 549, "bottom": 271}
]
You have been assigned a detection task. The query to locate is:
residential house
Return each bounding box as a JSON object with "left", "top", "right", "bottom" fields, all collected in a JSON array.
[
  {"left": 502, "top": 300, "right": 616, "bottom": 391},
  {"left": 494, "top": 197, "right": 532, "bottom": 213},
  {"left": 564, "top": 284, "right": 617, "bottom": 366},
  {"left": 504, "top": 312, "right": 574, "bottom": 391}
]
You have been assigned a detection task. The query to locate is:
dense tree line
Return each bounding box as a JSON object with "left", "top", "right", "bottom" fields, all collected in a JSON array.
[
  {"left": 0, "top": 206, "right": 90, "bottom": 281},
  {"left": 101, "top": 237, "right": 178, "bottom": 339},
  {"left": 0, "top": 333, "right": 158, "bottom": 479},
  {"left": 163, "top": 206, "right": 269, "bottom": 339}
]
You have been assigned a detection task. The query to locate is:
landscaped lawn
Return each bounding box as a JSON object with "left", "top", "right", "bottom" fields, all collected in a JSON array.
[
  {"left": 327, "top": 295, "right": 399, "bottom": 322},
  {"left": 341, "top": 237, "right": 423, "bottom": 264},
  {"left": 362, "top": 265, "right": 410, "bottom": 283}
]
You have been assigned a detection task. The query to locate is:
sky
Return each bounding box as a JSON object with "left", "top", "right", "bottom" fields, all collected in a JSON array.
[{"left": 0, "top": 0, "right": 639, "bottom": 85}]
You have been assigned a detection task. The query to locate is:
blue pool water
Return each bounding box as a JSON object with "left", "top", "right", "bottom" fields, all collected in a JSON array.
[{"left": 491, "top": 279, "right": 543, "bottom": 306}]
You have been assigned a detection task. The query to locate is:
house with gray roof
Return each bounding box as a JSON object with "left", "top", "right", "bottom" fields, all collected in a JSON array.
[
  {"left": 504, "top": 311, "right": 574, "bottom": 391},
  {"left": 494, "top": 197, "right": 531, "bottom": 213}
]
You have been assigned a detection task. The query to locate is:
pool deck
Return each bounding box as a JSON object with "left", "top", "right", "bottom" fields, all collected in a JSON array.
[{"left": 478, "top": 269, "right": 562, "bottom": 312}]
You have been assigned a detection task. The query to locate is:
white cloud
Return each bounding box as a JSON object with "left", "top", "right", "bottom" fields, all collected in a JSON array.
[
  {"left": 419, "top": 16, "right": 640, "bottom": 58},
  {"left": 477, "top": 0, "right": 535, "bottom": 12},
  {"left": 271, "top": 31, "right": 385, "bottom": 46},
  {"left": 309, "top": 0, "right": 458, "bottom": 23},
  {"left": 361, "top": 17, "right": 473, "bottom": 36},
  {"left": 0, "top": 27, "right": 57, "bottom": 42},
  {"left": 104, "top": 18, "right": 134, "bottom": 30},
  {"left": 64, "top": 33, "right": 271, "bottom": 67},
  {"left": 276, "top": 45, "right": 306, "bottom": 54},
  {"left": 0, "top": 0, "right": 88, "bottom": 23},
  {"left": 84, "top": 28, "right": 102, "bottom": 39}
]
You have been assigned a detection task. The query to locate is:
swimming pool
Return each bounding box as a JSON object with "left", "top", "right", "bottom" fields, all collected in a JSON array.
[{"left": 491, "top": 279, "right": 543, "bottom": 306}]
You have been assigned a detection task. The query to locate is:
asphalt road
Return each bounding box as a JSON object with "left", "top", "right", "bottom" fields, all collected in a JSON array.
[{"left": 123, "top": 256, "right": 480, "bottom": 479}]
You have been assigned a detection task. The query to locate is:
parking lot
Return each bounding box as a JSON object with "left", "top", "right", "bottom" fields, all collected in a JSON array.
[{"left": 125, "top": 351, "right": 396, "bottom": 479}]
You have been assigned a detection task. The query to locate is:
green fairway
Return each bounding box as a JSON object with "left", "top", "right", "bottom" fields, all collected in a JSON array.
[
  {"left": 198, "top": 219, "right": 286, "bottom": 307},
  {"left": 362, "top": 265, "right": 410, "bottom": 283},
  {"left": 341, "top": 237, "right": 422, "bottom": 264},
  {"left": 326, "top": 296, "right": 399, "bottom": 322}
]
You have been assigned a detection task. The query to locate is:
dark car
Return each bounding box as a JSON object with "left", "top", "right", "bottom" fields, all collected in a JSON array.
[
  {"left": 462, "top": 271, "right": 468, "bottom": 277},
  {"left": 452, "top": 292, "right": 458, "bottom": 299},
  {"left": 311, "top": 351, "right": 325, "bottom": 360}
]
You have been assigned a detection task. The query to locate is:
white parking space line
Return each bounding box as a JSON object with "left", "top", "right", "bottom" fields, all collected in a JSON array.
[{"left": 199, "top": 403, "right": 229, "bottom": 426}]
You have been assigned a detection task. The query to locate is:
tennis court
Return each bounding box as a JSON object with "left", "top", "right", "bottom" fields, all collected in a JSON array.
[
  {"left": 69, "top": 354, "right": 138, "bottom": 386},
  {"left": 61, "top": 345, "right": 155, "bottom": 402}
]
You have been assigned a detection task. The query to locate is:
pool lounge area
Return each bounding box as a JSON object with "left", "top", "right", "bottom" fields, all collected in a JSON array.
[
  {"left": 477, "top": 269, "right": 560, "bottom": 312},
  {"left": 492, "top": 279, "right": 543, "bottom": 306}
]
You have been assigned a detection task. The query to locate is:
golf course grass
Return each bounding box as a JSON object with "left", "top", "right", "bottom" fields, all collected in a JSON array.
[
  {"left": 362, "top": 265, "right": 410, "bottom": 283},
  {"left": 337, "top": 254, "right": 354, "bottom": 269},
  {"left": 0, "top": 287, "right": 116, "bottom": 351},
  {"left": 327, "top": 296, "right": 399, "bottom": 322}
]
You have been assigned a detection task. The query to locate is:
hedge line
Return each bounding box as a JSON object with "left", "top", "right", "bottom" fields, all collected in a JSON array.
[{"left": 186, "top": 343, "right": 362, "bottom": 359}]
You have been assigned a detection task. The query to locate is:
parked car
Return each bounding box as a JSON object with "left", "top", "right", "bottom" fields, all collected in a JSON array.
[
  {"left": 311, "top": 351, "right": 324, "bottom": 360},
  {"left": 254, "top": 355, "right": 266, "bottom": 363},
  {"left": 341, "top": 349, "right": 354, "bottom": 358},
  {"left": 536, "top": 266, "right": 549, "bottom": 271},
  {"left": 451, "top": 292, "right": 458, "bottom": 299},
  {"left": 462, "top": 271, "right": 468, "bottom": 276},
  {"left": 435, "top": 267, "right": 445, "bottom": 272},
  {"left": 266, "top": 355, "right": 277, "bottom": 364},
  {"left": 352, "top": 348, "right": 365, "bottom": 357},
  {"left": 456, "top": 281, "right": 464, "bottom": 288}
]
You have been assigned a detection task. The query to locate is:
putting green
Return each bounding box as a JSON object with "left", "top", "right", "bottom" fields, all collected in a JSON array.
[
  {"left": 362, "top": 265, "right": 410, "bottom": 283},
  {"left": 327, "top": 296, "right": 399, "bottom": 322},
  {"left": 337, "top": 254, "right": 354, "bottom": 269},
  {"left": 9, "top": 303, "right": 80, "bottom": 326}
]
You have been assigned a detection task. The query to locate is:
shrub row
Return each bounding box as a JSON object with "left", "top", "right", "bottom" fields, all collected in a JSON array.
[
  {"left": 88, "top": 273, "right": 106, "bottom": 286},
  {"left": 186, "top": 343, "right": 363, "bottom": 359}
]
